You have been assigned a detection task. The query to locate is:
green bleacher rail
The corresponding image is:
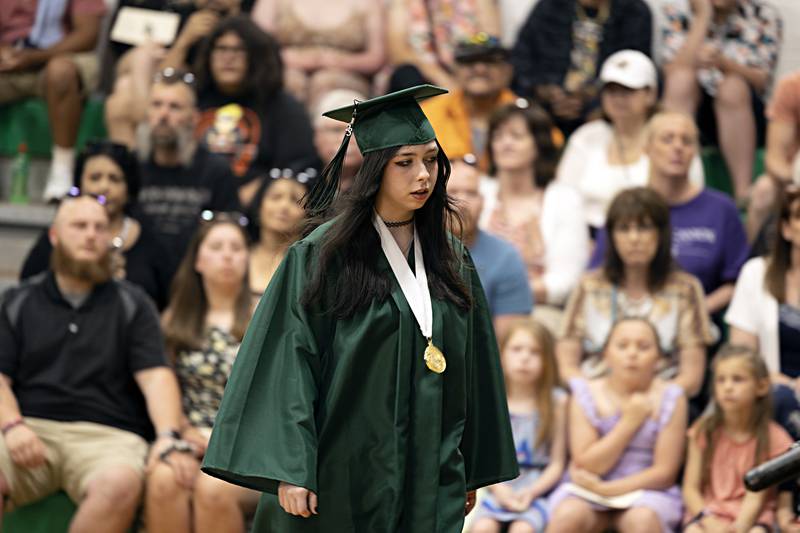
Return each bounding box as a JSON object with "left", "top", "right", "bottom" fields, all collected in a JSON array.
[
  {"left": 700, "top": 146, "right": 765, "bottom": 197},
  {"left": 0, "top": 98, "right": 107, "bottom": 158}
]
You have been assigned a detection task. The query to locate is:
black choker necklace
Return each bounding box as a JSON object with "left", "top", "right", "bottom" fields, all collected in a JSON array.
[{"left": 383, "top": 217, "right": 414, "bottom": 228}]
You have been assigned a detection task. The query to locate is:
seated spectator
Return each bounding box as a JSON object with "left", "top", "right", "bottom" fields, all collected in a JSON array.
[
  {"left": 547, "top": 318, "right": 688, "bottom": 533},
  {"left": 421, "top": 34, "right": 517, "bottom": 170},
  {"left": 748, "top": 70, "right": 800, "bottom": 245},
  {"left": 135, "top": 72, "right": 240, "bottom": 277},
  {"left": 312, "top": 89, "right": 366, "bottom": 192},
  {"left": 248, "top": 173, "right": 310, "bottom": 296},
  {"left": 386, "top": 0, "right": 500, "bottom": 92},
  {"left": 727, "top": 185, "right": 800, "bottom": 440},
  {"left": 447, "top": 157, "right": 533, "bottom": 340},
  {"left": 0, "top": 196, "right": 192, "bottom": 531},
  {"left": 510, "top": 0, "right": 652, "bottom": 137},
  {"left": 0, "top": 0, "right": 106, "bottom": 201},
  {"left": 252, "top": 0, "right": 385, "bottom": 106},
  {"left": 469, "top": 319, "right": 566, "bottom": 533},
  {"left": 557, "top": 50, "right": 704, "bottom": 234},
  {"left": 660, "top": 0, "right": 782, "bottom": 203},
  {"left": 147, "top": 214, "right": 258, "bottom": 533},
  {"left": 20, "top": 140, "right": 171, "bottom": 309},
  {"left": 105, "top": 0, "right": 244, "bottom": 147},
  {"left": 560, "top": 187, "right": 712, "bottom": 396},
  {"left": 193, "top": 15, "right": 320, "bottom": 206},
  {"left": 682, "top": 345, "right": 793, "bottom": 533},
  {"left": 591, "top": 111, "right": 749, "bottom": 316},
  {"left": 479, "top": 102, "right": 589, "bottom": 313}
]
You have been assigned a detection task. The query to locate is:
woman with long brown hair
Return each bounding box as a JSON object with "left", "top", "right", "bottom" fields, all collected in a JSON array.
[
  {"left": 727, "top": 185, "right": 800, "bottom": 440},
  {"left": 146, "top": 212, "right": 258, "bottom": 533}
]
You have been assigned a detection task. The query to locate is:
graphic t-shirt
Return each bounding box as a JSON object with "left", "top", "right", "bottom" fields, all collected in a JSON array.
[{"left": 196, "top": 90, "right": 320, "bottom": 185}]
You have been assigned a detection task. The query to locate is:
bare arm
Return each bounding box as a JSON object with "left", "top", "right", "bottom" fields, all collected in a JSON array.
[
  {"left": 251, "top": 0, "right": 278, "bottom": 32},
  {"left": 159, "top": 10, "right": 220, "bottom": 70},
  {"left": 600, "top": 394, "right": 688, "bottom": 496},
  {"left": 0, "top": 374, "right": 22, "bottom": 425},
  {"left": 705, "top": 283, "right": 734, "bottom": 315},
  {"left": 570, "top": 387, "right": 643, "bottom": 476},
  {"left": 134, "top": 366, "right": 183, "bottom": 434},
  {"left": 682, "top": 431, "right": 707, "bottom": 516},
  {"left": 765, "top": 120, "right": 798, "bottom": 182},
  {"left": 556, "top": 338, "right": 583, "bottom": 383},
  {"left": 1, "top": 12, "right": 102, "bottom": 71},
  {"left": 522, "top": 394, "right": 568, "bottom": 499},
  {"left": 673, "top": 345, "right": 706, "bottom": 398},
  {"left": 733, "top": 490, "right": 768, "bottom": 532}
]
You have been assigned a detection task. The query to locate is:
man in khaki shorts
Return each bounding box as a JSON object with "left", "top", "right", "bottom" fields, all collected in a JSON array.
[
  {"left": 0, "top": 196, "right": 197, "bottom": 532},
  {"left": 0, "top": 0, "right": 106, "bottom": 201}
]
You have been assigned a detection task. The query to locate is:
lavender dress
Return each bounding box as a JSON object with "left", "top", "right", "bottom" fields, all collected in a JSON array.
[{"left": 548, "top": 378, "right": 684, "bottom": 532}]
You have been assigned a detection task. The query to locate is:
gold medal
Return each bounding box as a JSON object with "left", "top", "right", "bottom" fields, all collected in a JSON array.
[{"left": 424, "top": 338, "right": 446, "bottom": 374}]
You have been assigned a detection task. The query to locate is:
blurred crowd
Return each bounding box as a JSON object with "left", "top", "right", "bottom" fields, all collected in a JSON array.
[{"left": 2, "top": 0, "right": 800, "bottom": 531}]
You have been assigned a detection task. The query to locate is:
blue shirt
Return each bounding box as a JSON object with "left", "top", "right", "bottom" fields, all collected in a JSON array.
[{"left": 469, "top": 230, "right": 534, "bottom": 317}]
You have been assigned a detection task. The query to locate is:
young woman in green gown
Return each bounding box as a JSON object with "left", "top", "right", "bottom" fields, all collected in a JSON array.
[{"left": 202, "top": 85, "right": 519, "bottom": 532}]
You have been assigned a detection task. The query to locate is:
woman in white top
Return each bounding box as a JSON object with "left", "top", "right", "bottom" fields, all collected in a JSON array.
[
  {"left": 557, "top": 50, "right": 704, "bottom": 233},
  {"left": 479, "top": 100, "right": 589, "bottom": 307},
  {"left": 726, "top": 185, "right": 800, "bottom": 439}
]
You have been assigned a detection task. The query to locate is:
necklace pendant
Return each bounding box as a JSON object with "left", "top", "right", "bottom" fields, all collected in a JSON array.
[{"left": 424, "top": 338, "right": 446, "bottom": 374}]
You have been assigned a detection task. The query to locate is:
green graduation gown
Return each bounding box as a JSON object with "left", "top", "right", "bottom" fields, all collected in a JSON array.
[{"left": 202, "top": 222, "right": 518, "bottom": 532}]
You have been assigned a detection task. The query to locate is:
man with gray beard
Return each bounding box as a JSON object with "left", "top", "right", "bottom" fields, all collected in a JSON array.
[
  {"left": 0, "top": 196, "right": 195, "bottom": 532},
  {"left": 135, "top": 72, "right": 240, "bottom": 277}
]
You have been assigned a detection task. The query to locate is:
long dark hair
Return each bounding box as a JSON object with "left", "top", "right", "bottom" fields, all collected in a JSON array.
[
  {"left": 73, "top": 139, "right": 140, "bottom": 211},
  {"left": 765, "top": 186, "right": 800, "bottom": 302},
  {"left": 302, "top": 142, "right": 471, "bottom": 318},
  {"left": 603, "top": 187, "right": 675, "bottom": 292},
  {"left": 486, "top": 101, "right": 561, "bottom": 187},
  {"left": 194, "top": 15, "right": 283, "bottom": 110},
  {"left": 163, "top": 217, "right": 252, "bottom": 355}
]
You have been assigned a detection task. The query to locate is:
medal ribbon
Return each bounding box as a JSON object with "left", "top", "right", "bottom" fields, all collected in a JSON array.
[{"left": 372, "top": 213, "right": 433, "bottom": 340}]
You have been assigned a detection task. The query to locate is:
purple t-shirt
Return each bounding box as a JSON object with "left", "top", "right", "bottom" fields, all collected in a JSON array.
[{"left": 590, "top": 189, "right": 749, "bottom": 294}]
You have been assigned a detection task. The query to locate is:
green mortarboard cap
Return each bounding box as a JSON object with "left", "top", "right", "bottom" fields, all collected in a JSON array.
[
  {"left": 323, "top": 84, "right": 448, "bottom": 154},
  {"left": 305, "top": 85, "right": 448, "bottom": 218}
]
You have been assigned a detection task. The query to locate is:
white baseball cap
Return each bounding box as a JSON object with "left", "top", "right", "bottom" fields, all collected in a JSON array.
[{"left": 599, "top": 50, "right": 657, "bottom": 90}]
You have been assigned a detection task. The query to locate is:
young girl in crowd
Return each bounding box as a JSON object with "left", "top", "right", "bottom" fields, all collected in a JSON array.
[
  {"left": 547, "top": 318, "right": 687, "bottom": 533},
  {"left": 470, "top": 319, "right": 567, "bottom": 533},
  {"left": 683, "top": 345, "right": 794, "bottom": 533}
]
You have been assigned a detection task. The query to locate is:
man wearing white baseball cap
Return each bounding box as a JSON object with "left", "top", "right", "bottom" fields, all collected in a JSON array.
[{"left": 557, "top": 49, "right": 705, "bottom": 234}]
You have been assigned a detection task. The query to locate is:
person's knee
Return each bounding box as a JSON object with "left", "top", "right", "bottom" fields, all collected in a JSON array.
[
  {"left": 546, "top": 500, "right": 592, "bottom": 532},
  {"left": 84, "top": 466, "right": 142, "bottom": 511},
  {"left": 469, "top": 518, "right": 500, "bottom": 533},
  {"left": 716, "top": 75, "right": 751, "bottom": 108},
  {"left": 193, "top": 475, "right": 238, "bottom": 512},
  {"left": 146, "top": 463, "right": 186, "bottom": 503},
  {"left": 43, "top": 56, "right": 80, "bottom": 95},
  {"left": 618, "top": 507, "right": 662, "bottom": 533}
]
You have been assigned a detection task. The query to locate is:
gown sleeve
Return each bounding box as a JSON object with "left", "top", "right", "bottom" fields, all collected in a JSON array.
[
  {"left": 202, "top": 241, "right": 326, "bottom": 495},
  {"left": 459, "top": 250, "right": 520, "bottom": 491}
]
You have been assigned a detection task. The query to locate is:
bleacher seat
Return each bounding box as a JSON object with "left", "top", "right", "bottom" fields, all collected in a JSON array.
[
  {"left": 701, "top": 147, "right": 765, "bottom": 198},
  {"left": 0, "top": 98, "right": 107, "bottom": 158}
]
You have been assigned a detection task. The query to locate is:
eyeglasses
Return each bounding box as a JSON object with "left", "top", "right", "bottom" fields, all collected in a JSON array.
[
  {"left": 66, "top": 186, "right": 107, "bottom": 206},
  {"left": 154, "top": 67, "right": 195, "bottom": 86},
  {"left": 200, "top": 210, "right": 249, "bottom": 227}
]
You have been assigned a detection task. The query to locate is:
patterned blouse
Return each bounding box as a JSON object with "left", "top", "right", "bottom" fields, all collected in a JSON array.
[
  {"left": 406, "top": 0, "right": 483, "bottom": 70},
  {"left": 560, "top": 270, "right": 714, "bottom": 379},
  {"left": 174, "top": 327, "right": 240, "bottom": 429},
  {"left": 660, "top": 0, "right": 782, "bottom": 96}
]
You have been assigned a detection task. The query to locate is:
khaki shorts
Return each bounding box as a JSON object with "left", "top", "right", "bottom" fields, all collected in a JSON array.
[
  {"left": 0, "top": 51, "right": 98, "bottom": 104},
  {"left": 0, "top": 418, "right": 148, "bottom": 507}
]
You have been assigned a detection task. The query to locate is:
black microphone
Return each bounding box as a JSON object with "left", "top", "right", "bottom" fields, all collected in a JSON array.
[{"left": 744, "top": 442, "right": 800, "bottom": 492}]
